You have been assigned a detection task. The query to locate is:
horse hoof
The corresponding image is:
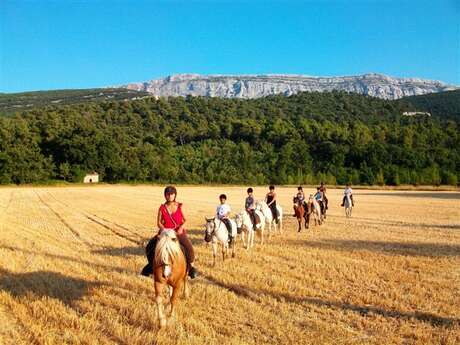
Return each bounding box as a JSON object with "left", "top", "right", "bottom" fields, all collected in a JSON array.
[{"left": 232, "top": 253, "right": 235, "bottom": 258}]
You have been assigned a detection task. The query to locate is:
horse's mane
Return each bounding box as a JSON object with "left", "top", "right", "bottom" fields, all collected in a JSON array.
[{"left": 154, "top": 229, "right": 181, "bottom": 267}]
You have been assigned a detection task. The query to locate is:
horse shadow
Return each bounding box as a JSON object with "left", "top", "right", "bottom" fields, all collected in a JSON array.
[
  {"left": 286, "top": 239, "right": 460, "bottom": 257},
  {"left": 0, "top": 268, "right": 101, "bottom": 305},
  {"left": 92, "top": 245, "right": 144, "bottom": 257},
  {"left": 199, "top": 274, "right": 460, "bottom": 328},
  {"left": 358, "top": 192, "right": 460, "bottom": 200}
]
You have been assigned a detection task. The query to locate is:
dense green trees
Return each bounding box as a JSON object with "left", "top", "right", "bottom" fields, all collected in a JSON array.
[{"left": 0, "top": 91, "right": 458, "bottom": 185}]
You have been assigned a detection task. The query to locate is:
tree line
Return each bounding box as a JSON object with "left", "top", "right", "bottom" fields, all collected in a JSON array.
[{"left": 0, "top": 91, "right": 458, "bottom": 185}]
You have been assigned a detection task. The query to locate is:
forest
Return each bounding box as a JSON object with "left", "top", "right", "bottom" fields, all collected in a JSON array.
[{"left": 0, "top": 91, "right": 458, "bottom": 185}]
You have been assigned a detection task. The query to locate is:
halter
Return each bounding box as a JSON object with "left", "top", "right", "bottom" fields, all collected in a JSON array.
[{"left": 204, "top": 219, "right": 217, "bottom": 242}]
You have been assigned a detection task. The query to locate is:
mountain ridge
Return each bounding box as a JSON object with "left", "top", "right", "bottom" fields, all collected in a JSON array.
[{"left": 123, "top": 73, "right": 457, "bottom": 100}]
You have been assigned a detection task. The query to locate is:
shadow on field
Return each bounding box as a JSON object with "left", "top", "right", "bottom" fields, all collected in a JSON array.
[
  {"left": 0, "top": 246, "right": 134, "bottom": 274},
  {"left": 358, "top": 192, "right": 460, "bottom": 200},
  {"left": 0, "top": 268, "right": 100, "bottom": 305},
  {"left": 92, "top": 245, "right": 144, "bottom": 257},
  {"left": 286, "top": 239, "right": 460, "bottom": 257},
  {"left": 187, "top": 228, "right": 206, "bottom": 246},
  {"left": 200, "top": 274, "right": 460, "bottom": 328},
  {"left": 349, "top": 216, "right": 460, "bottom": 231}
]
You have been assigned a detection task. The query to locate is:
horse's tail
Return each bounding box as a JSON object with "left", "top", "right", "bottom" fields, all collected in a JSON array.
[{"left": 154, "top": 230, "right": 181, "bottom": 268}]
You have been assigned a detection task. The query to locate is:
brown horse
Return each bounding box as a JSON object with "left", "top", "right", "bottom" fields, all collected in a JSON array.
[
  {"left": 293, "top": 197, "right": 308, "bottom": 232},
  {"left": 153, "top": 229, "right": 189, "bottom": 328}
]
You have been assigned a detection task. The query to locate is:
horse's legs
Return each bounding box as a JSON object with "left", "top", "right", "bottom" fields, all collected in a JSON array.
[
  {"left": 241, "top": 231, "right": 247, "bottom": 249},
  {"left": 169, "top": 280, "right": 183, "bottom": 319},
  {"left": 212, "top": 240, "right": 217, "bottom": 267},
  {"left": 183, "top": 277, "right": 190, "bottom": 298},
  {"left": 155, "top": 281, "right": 167, "bottom": 328},
  {"left": 231, "top": 238, "right": 236, "bottom": 258},
  {"left": 222, "top": 243, "right": 226, "bottom": 261}
]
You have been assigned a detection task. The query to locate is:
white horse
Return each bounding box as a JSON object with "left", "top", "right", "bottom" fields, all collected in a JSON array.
[
  {"left": 204, "top": 217, "right": 237, "bottom": 266},
  {"left": 255, "top": 201, "right": 283, "bottom": 237},
  {"left": 344, "top": 195, "right": 353, "bottom": 218},
  {"left": 235, "top": 209, "right": 266, "bottom": 247},
  {"left": 307, "top": 195, "right": 322, "bottom": 226}
]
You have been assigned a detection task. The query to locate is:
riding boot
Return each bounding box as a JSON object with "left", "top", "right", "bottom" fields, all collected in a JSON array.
[{"left": 140, "top": 235, "right": 158, "bottom": 276}]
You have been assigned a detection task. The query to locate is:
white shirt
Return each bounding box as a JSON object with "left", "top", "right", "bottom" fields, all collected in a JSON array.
[
  {"left": 216, "top": 204, "right": 231, "bottom": 219},
  {"left": 344, "top": 187, "right": 353, "bottom": 197}
]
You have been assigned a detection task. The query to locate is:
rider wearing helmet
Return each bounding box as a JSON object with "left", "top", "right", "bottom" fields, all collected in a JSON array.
[
  {"left": 216, "top": 194, "right": 233, "bottom": 244},
  {"left": 141, "top": 186, "right": 198, "bottom": 279},
  {"left": 245, "top": 187, "right": 258, "bottom": 230}
]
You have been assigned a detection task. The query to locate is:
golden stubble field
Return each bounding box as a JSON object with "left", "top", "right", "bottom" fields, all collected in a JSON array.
[{"left": 0, "top": 185, "right": 459, "bottom": 345}]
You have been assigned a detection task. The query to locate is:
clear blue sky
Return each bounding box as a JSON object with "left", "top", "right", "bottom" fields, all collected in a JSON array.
[{"left": 1, "top": 0, "right": 459, "bottom": 93}]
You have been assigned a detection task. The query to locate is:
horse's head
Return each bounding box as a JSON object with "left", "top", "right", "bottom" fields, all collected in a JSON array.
[
  {"left": 154, "top": 229, "right": 181, "bottom": 269},
  {"left": 235, "top": 213, "right": 244, "bottom": 234},
  {"left": 255, "top": 201, "right": 263, "bottom": 211},
  {"left": 204, "top": 217, "right": 215, "bottom": 242}
]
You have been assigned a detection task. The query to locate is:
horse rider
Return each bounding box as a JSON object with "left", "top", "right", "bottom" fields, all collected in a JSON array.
[
  {"left": 265, "top": 185, "right": 279, "bottom": 223},
  {"left": 341, "top": 183, "right": 355, "bottom": 207},
  {"left": 293, "top": 186, "right": 306, "bottom": 216},
  {"left": 314, "top": 187, "right": 325, "bottom": 214},
  {"left": 245, "top": 187, "right": 258, "bottom": 230},
  {"left": 216, "top": 194, "right": 234, "bottom": 244},
  {"left": 319, "top": 182, "right": 328, "bottom": 210},
  {"left": 141, "top": 185, "right": 198, "bottom": 279}
]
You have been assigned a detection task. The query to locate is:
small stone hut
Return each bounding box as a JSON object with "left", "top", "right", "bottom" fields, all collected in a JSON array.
[{"left": 83, "top": 172, "right": 99, "bottom": 183}]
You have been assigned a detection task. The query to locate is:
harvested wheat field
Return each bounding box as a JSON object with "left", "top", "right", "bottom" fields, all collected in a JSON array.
[{"left": 0, "top": 185, "right": 459, "bottom": 345}]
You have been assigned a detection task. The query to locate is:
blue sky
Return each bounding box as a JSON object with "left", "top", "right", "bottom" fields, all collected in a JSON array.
[{"left": 1, "top": 0, "right": 459, "bottom": 92}]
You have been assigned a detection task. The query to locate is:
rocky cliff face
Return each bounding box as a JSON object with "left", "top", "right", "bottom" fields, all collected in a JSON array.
[{"left": 123, "top": 73, "right": 457, "bottom": 100}]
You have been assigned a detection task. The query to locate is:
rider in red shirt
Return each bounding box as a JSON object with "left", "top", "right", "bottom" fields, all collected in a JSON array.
[{"left": 141, "top": 186, "right": 197, "bottom": 279}]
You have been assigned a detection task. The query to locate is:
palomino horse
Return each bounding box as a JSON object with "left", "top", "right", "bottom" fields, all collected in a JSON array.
[
  {"left": 204, "top": 217, "right": 237, "bottom": 266},
  {"left": 255, "top": 201, "right": 283, "bottom": 236},
  {"left": 235, "top": 209, "right": 266, "bottom": 246},
  {"left": 293, "top": 197, "right": 308, "bottom": 232},
  {"left": 344, "top": 195, "right": 353, "bottom": 218},
  {"left": 306, "top": 195, "right": 322, "bottom": 226},
  {"left": 153, "top": 229, "right": 189, "bottom": 328}
]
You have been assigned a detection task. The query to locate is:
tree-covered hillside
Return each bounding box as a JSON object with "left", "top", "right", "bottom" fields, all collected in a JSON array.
[
  {"left": 0, "top": 88, "right": 149, "bottom": 116},
  {"left": 399, "top": 89, "right": 460, "bottom": 121},
  {"left": 0, "top": 91, "right": 458, "bottom": 185}
]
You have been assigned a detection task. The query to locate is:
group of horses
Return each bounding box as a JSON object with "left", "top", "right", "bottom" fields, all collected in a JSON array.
[
  {"left": 151, "top": 192, "right": 353, "bottom": 328},
  {"left": 204, "top": 200, "right": 284, "bottom": 266}
]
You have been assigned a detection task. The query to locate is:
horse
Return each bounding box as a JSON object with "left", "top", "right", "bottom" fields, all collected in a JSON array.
[
  {"left": 306, "top": 195, "right": 322, "bottom": 226},
  {"left": 153, "top": 229, "right": 189, "bottom": 328},
  {"left": 235, "top": 211, "right": 255, "bottom": 250},
  {"left": 255, "top": 201, "right": 283, "bottom": 237},
  {"left": 235, "top": 209, "right": 266, "bottom": 246},
  {"left": 204, "top": 217, "right": 237, "bottom": 266},
  {"left": 293, "top": 196, "right": 308, "bottom": 232},
  {"left": 344, "top": 194, "right": 353, "bottom": 218}
]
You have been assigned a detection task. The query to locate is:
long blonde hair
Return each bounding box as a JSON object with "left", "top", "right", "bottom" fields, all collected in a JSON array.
[{"left": 154, "top": 229, "right": 181, "bottom": 267}]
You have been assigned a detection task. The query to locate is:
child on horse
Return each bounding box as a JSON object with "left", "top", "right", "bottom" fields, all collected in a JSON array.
[
  {"left": 245, "top": 188, "right": 258, "bottom": 230},
  {"left": 293, "top": 186, "right": 306, "bottom": 216},
  {"left": 319, "top": 182, "right": 328, "bottom": 210},
  {"left": 216, "top": 194, "right": 233, "bottom": 244},
  {"left": 141, "top": 186, "right": 198, "bottom": 279},
  {"left": 341, "top": 183, "right": 355, "bottom": 207},
  {"left": 265, "top": 185, "right": 278, "bottom": 223}
]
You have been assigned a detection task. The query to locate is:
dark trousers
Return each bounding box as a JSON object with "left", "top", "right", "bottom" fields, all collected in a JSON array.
[
  {"left": 221, "top": 218, "right": 232, "bottom": 235},
  {"left": 269, "top": 202, "right": 278, "bottom": 223},
  {"left": 248, "top": 209, "right": 256, "bottom": 225}
]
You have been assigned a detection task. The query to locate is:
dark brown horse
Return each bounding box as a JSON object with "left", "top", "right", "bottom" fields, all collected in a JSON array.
[{"left": 293, "top": 197, "right": 309, "bottom": 232}]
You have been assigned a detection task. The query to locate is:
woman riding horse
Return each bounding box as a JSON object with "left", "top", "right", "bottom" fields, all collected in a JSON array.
[
  {"left": 141, "top": 186, "right": 198, "bottom": 279},
  {"left": 265, "top": 185, "right": 278, "bottom": 223}
]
